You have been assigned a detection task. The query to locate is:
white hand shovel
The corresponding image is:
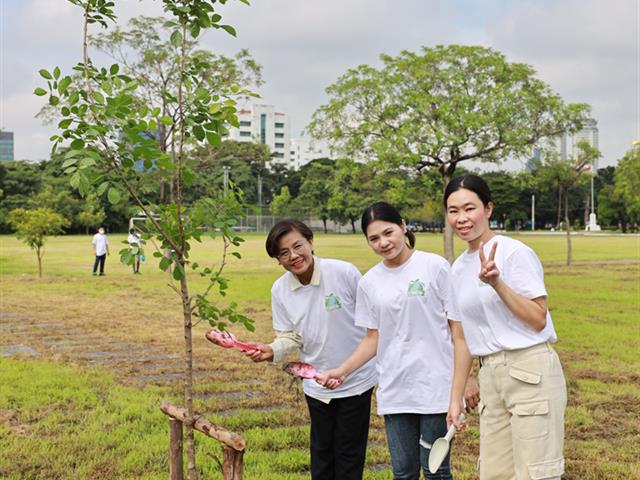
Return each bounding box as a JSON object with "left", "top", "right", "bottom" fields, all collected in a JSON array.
[{"left": 420, "top": 413, "right": 465, "bottom": 474}]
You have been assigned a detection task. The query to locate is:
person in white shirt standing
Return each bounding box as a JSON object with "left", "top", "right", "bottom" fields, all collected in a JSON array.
[
  {"left": 91, "top": 226, "right": 109, "bottom": 276},
  {"left": 246, "top": 219, "right": 377, "bottom": 480},
  {"left": 127, "top": 228, "right": 145, "bottom": 274},
  {"left": 445, "top": 174, "right": 566, "bottom": 480},
  {"left": 321, "top": 202, "right": 471, "bottom": 480}
]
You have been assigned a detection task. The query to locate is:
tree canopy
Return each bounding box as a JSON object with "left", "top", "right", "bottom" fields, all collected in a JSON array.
[{"left": 308, "top": 44, "right": 591, "bottom": 260}]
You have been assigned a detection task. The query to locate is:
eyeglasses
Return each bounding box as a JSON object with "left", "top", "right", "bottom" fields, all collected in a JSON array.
[{"left": 277, "top": 241, "right": 307, "bottom": 261}]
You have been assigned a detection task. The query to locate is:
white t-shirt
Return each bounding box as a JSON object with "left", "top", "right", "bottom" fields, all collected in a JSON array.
[
  {"left": 127, "top": 233, "right": 141, "bottom": 245},
  {"left": 451, "top": 235, "right": 557, "bottom": 357},
  {"left": 356, "top": 250, "right": 460, "bottom": 416},
  {"left": 92, "top": 233, "right": 108, "bottom": 256},
  {"left": 271, "top": 257, "right": 377, "bottom": 400}
]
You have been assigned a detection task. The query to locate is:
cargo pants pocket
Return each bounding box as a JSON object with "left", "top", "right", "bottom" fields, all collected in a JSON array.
[{"left": 527, "top": 457, "right": 564, "bottom": 479}]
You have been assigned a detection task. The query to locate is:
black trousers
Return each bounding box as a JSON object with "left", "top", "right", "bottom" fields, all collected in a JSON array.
[
  {"left": 93, "top": 254, "right": 106, "bottom": 274},
  {"left": 305, "top": 387, "right": 373, "bottom": 480}
]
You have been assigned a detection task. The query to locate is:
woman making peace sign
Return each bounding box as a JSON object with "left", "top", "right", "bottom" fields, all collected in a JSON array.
[{"left": 445, "top": 174, "right": 567, "bottom": 480}]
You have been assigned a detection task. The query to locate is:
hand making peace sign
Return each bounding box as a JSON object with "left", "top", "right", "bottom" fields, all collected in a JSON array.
[{"left": 478, "top": 241, "right": 499, "bottom": 287}]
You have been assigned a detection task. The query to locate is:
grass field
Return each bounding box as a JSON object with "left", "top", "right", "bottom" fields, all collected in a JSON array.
[{"left": 1, "top": 232, "right": 639, "bottom": 479}]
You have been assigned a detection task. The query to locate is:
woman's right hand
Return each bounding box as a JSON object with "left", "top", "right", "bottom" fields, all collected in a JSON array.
[
  {"left": 245, "top": 344, "right": 273, "bottom": 362},
  {"left": 316, "top": 367, "right": 345, "bottom": 389},
  {"left": 464, "top": 374, "right": 480, "bottom": 409}
]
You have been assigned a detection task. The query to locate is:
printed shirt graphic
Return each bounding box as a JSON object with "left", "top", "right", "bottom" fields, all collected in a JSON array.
[
  {"left": 407, "top": 279, "right": 426, "bottom": 296},
  {"left": 324, "top": 293, "right": 342, "bottom": 310}
]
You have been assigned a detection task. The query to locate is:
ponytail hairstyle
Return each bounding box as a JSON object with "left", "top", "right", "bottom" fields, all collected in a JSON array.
[
  {"left": 361, "top": 202, "right": 416, "bottom": 249},
  {"left": 444, "top": 174, "right": 493, "bottom": 208}
]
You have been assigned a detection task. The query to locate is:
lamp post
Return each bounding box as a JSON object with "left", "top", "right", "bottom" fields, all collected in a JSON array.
[{"left": 222, "top": 165, "right": 230, "bottom": 198}]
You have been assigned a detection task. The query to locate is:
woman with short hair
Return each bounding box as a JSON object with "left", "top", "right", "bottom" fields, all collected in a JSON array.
[{"left": 247, "top": 219, "right": 377, "bottom": 480}]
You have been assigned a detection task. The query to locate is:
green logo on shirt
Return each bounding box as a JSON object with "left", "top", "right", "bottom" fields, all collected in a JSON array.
[
  {"left": 407, "top": 279, "right": 426, "bottom": 297},
  {"left": 324, "top": 293, "right": 342, "bottom": 311}
]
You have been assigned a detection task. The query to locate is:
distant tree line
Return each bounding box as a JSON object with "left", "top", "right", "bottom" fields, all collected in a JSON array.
[{"left": 2, "top": 142, "right": 637, "bottom": 235}]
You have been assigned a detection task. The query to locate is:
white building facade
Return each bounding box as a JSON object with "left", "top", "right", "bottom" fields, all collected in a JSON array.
[
  {"left": 227, "top": 104, "right": 291, "bottom": 165},
  {"left": 289, "top": 137, "right": 328, "bottom": 170}
]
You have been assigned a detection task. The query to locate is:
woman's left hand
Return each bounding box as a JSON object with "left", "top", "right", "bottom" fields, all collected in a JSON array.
[{"left": 478, "top": 241, "right": 499, "bottom": 287}]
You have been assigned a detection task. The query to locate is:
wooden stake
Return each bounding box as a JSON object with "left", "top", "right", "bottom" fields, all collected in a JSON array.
[
  {"left": 222, "top": 446, "right": 244, "bottom": 480},
  {"left": 169, "top": 418, "right": 184, "bottom": 480}
]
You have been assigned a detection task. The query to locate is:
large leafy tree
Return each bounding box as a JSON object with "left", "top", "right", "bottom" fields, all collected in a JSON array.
[
  {"left": 613, "top": 146, "right": 640, "bottom": 225},
  {"left": 35, "top": 1, "right": 255, "bottom": 477},
  {"left": 308, "top": 45, "right": 591, "bottom": 261}
]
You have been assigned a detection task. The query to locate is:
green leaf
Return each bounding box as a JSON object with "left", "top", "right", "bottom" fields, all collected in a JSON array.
[
  {"left": 61, "top": 157, "right": 79, "bottom": 169},
  {"left": 206, "top": 132, "right": 221, "bottom": 147},
  {"left": 159, "top": 116, "right": 173, "bottom": 126},
  {"left": 92, "top": 91, "right": 105, "bottom": 103},
  {"left": 58, "top": 119, "right": 73, "bottom": 129},
  {"left": 97, "top": 181, "right": 109, "bottom": 196},
  {"left": 220, "top": 24, "right": 236, "bottom": 37},
  {"left": 58, "top": 76, "right": 72, "bottom": 93},
  {"left": 49, "top": 95, "right": 60, "bottom": 106},
  {"left": 53, "top": 66, "right": 61, "bottom": 79},
  {"left": 170, "top": 30, "right": 182, "bottom": 48},
  {"left": 107, "top": 188, "right": 121, "bottom": 204},
  {"left": 231, "top": 252, "right": 241, "bottom": 259},
  {"left": 79, "top": 157, "right": 96, "bottom": 168},
  {"left": 39, "top": 69, "right": 52, "bottom": 80},
  {"left": 109, "top": 64, "right": 119, "bottom": 75},
  {"left": 172, "top": 263, "right": 184, "bottom": 281},
  {"left": 159, "top": 257, "right": 171, "bottom": 271},
  {"left": 34, "top": 88, "right": 47, "bottom": 96},
  {"left": 190, "top": 23, "right": 200, "bottom": 38},
  {"left": 193, "top": 125, "right": 205, "bottom": 141}
]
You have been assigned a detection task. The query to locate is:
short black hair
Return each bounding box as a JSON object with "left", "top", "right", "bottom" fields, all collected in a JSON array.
[
  {"left": 444, "top": 174, "right": 492, "bottom": 207},
  {"left": 265, "top": 220, "right": 314, "bottom": 258},
  {"left": 361, "top": 202, "right": 416, "bottom": 249},
  {"left": 129, "top": 228, "right": 135, "bottom": 234}
]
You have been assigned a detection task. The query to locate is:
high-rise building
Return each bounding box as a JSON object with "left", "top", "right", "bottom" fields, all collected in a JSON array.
[
  {"left": 227, "top": 104, "right": 291, "bottom": 165},
  {"left": 0, "top": 131, "right": 15, "bottom": 161},
  {"left": 289, "top": 137, "right": 328, "bottom": 170},
  {"left": 572, "top": 118, "right": 599, "bottom": 168}
]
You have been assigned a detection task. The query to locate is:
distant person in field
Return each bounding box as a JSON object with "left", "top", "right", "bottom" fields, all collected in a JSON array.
[
  {"left": 320, "top": 202, "right": 470, "bottom": 480},
  {"left": 91, "top": 226, "right": 109, "bottom": 276},
  {"left": 445, "top": 174, "right": 567, "bottom": 480},
  {"left": 245, "top": 219, "right": 376, "bottom": 480},
  {"left": 127, "top": 228, "right": 145, "bottom": 274}
]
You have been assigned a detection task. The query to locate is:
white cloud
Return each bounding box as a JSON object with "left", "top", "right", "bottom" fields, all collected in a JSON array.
[{"left": 1, "top": 0, "right": 637, "bottom": 166}]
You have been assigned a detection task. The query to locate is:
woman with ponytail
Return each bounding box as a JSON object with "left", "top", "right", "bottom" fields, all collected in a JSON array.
[{"left": 320, "top": 202, "right": 471, "bottom": 480}]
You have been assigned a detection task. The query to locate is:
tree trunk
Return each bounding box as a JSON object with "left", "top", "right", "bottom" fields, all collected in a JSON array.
[
  {"left": 556, "top": 187, "right": 562, "bottom": 229},
  {"left": 179, "top": 273, "right": 197, "bottom": 480},
  {"left": 442, "top": 166, "right": 455, "bottom": 264},
  {"left": 583, "top": 191, "right": 590, "bottom": 226},
  {"left": 322, "top": 217, "right": 327, "bottom": 234},
  {"left": 564, "top": 190, "right": 572, "bottom": 266},
  {"left": 37, "top": 246, "right": 43, "bottom": 278},
  {"left": 350, "top": 218, "right": 356, "bottom": 234}
]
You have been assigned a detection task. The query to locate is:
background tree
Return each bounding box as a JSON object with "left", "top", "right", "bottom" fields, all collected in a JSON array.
[
  {"left": 296, "top": 161, "right": 335, "bottom": 233},
  {"left": 77, "top": 193, "right": 107, "bottom": 234},
  {"left": 8, "top": 208, "right": 68, "bottom": 278},
  {"left": 36, "top": 1, "right": 255, "bottom": 477},
  {"left": 537, "top": 141, "right": 599, "bottom": 264},
  {"left": 613, "top": 146, "right": 640, "bottom": 226},
  {"left": 269, "top": 186, "right": 295, "bottom": 217},
  {"left": 308, "top": 45, "right": 591, "bottom": 261},
  {"left": 0, "top": 161, "right": 42, "bottom": 232},
  {"left": 327, "top": 159, "right": 376, "bottom": 233}
]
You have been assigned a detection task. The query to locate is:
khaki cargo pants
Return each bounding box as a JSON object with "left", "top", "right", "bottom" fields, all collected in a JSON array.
[{"left": 478, "top": 342, "right": 566, "bottom": 480}]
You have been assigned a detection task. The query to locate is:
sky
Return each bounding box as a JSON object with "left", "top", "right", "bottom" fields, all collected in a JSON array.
[{"left": 1, "top": 0, "right": 638, "bottom": 169}]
